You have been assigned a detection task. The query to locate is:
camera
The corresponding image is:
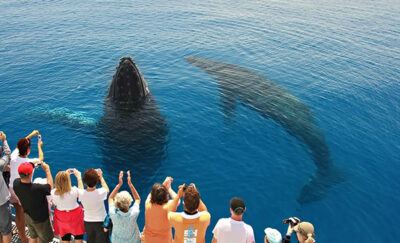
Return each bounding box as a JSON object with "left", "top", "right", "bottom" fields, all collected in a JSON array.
[
  {"left": 283, "top": 217, "right": 300, "bottom": 227},
  {"left": 183, "top": 183, "right": 188, "bottom": 191},
  {"left": 68, "top": 168, "right": 75, "bottom": 174}
]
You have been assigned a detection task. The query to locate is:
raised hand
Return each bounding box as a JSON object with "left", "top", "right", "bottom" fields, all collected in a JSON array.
[
  {"left": 118, "top": 171, "right": 123, "bottom": 187},
  {"left": 127, "top": 170, "right": 132, "bottom": 186}
]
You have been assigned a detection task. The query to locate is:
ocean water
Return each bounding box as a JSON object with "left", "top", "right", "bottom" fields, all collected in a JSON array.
[{"left": 1, "top": 0, "right": 399, "bottom": 242}]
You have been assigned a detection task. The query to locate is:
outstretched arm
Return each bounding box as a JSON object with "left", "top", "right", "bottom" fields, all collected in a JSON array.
[
  {"left": 127, "top": 171, "right": 140, "bottom": 204},
  {"left": 26, "top": 130, "right": 39, "bottom": 139},
  {"left": 0, "top": 132, "right": 11, "bottom": 171},
  {"left": 73, "top": 169, "right": 84, "bottom": 189},
  {"left": 163, "top": 176, "right": 177, "bottom": 199},
  {"left": 109, "top": 171, "right": 123, "bottom": 205},
  {"left": 168, "top": 184, "right": 184, "bottom": 212},
  {"left": 41, "top": 162, "right": 53, "bottom": 189},
  {"left": 97, "top": 169, "right": 109, "bottom": 194}
]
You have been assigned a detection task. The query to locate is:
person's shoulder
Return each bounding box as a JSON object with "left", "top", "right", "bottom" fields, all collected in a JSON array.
[
  {"left": 243, "top": 222, "right": 254, "bottom": 234},
  {"left": 50, "top": 188, "right": 56, "bottom": 195},
  {"left": 13, "top": 178, "right": 22, "bottom": 187},
  {"left": 215, "top": 217, "right": 230, "bottom": 226},
  {"left": 168, "top": 211, "right": 181, "bottom": 221},
  {"left": 200, "top": 211, "right": 211, "bottom": 219}
]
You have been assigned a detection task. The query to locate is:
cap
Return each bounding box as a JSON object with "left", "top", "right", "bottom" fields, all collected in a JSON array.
[
  {"left": 294, "top": 222, "right": 315, "bottom": 238},
  {"left": 230, "top": 197, "right": 246, "bottom": 215},
  {"left": 18, "top": 162, "right": 34, "bottom": 175},
  {"left": 264, "top": 228, "right": 282, "bottom": 243}
]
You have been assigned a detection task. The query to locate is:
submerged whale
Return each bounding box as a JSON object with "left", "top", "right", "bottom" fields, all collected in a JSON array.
[
  {"left": 185, "top": 56, "right": 342, "bottom": 204},
  {"left": 35, "top": 57, "right": 168, "bottom": 183}
]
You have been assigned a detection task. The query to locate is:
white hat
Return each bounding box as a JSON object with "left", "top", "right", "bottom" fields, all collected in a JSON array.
[{"left": 264, "top": 228, "right": 282, "bottom": 243}]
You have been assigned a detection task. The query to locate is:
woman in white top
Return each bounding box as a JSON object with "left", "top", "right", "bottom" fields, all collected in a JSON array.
[
  {"left": 78, "top": 168, "right": 110, "bottom": 243},
  {"left": 51, "top": 169, "right": 85, "bottom": 243}
]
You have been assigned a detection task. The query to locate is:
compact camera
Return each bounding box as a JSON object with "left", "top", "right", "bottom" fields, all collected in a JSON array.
[{"left": 283, "top": 217, "right": 300, "bottom": 227}]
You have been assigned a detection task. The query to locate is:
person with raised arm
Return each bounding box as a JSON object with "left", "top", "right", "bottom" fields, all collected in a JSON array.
[
  {"left": 141, "top": 176, "right": 181, "bottom": 243},
  {"left": 108, "top": 171, "right": 141, "bottom": 243},
  {"left": 51, "top": 169, "right": 85, "bottom": 243},
  {"left": 0, "top": 131, "right": 12, "bottom": 243},
  {"left": 168, "top": 184, "right": 211, "bottom": 243},
  {"left": 282, "top": 219, "right": 316, "bottom": 243},
  {"left": 78, "top": 168, "right": 110, "bottom": 243},
  {"left": 13, "top": 161, "right": 54, "bottom": 243},
  {"left": 8, "top": 130, "right": 43, "bottom": 243}
]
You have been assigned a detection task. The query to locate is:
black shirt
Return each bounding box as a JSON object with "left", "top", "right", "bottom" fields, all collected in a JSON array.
[{"left": 13, "top": 178, "right": 51, "bottom": 222}]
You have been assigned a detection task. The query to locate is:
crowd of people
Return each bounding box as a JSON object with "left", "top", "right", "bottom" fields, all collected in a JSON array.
[{"left": 0, "top": 130, "right": 317, "bottom": 243}]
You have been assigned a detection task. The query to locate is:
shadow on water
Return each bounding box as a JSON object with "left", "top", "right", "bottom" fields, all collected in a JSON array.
[{"left": 97, "top": 97, "right": 169, "bottom": 187}]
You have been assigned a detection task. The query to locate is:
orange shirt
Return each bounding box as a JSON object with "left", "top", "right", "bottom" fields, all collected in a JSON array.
[
  {"left": 168, "top": 210, "right": 211, "bottom": 243},
  {"left": 142, "top": 200, "right": 175, "bottom": 243}
]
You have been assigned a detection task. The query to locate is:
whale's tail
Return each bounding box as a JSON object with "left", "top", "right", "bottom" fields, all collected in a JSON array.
[{"left": 297, "top": 165, "right": 346, "bottom": 204}]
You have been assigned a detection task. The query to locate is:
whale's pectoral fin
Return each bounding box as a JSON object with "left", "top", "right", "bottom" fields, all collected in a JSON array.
[
  {"left": 297, "top": 166, "right": 346, "bottom": 204},
  {"left": 28, "top": 108, "right": 98, "bottom": 132},
  {"left": 218, "top": 83, "right": 237, "bottom": 119},
  {"left": 220, "top": 91, "right": 237, "bottom": 119}
]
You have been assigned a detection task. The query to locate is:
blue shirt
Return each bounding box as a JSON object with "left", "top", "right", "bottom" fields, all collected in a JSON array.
[{"left": 109, "top": 201, "right": 140, "bottom": 243}]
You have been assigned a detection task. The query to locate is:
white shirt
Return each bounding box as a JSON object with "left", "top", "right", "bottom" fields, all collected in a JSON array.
[
  {"left": 51, "top": 186, "right": 80, "bottom": 211},
  {"left": 212, "top": 218, "right": 255, "bottom": 243},
  {"left": 78, "top": 187, "right": 107, "bottom": 222},
  {"left": 9, "top": 149, "right": 38, "bottom": 188}
]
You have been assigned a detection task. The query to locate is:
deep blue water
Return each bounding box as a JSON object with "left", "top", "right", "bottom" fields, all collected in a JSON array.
[{"left": 1, "top": 0, "right": 399, "bottom": 242}]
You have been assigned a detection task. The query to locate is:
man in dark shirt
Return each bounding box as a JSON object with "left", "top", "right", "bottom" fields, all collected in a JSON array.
[{"left": 13, "top": 161, "right": 54, "bottom": 243}]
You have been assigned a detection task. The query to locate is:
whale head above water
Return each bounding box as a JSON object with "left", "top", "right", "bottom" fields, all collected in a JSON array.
[{"left": 106, "top": 56, "right": 150, "bottom": 106}]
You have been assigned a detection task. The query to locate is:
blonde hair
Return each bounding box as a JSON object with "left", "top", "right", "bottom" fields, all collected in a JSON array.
[
  {"left": 54, "top": 171, "right": 72, "bottom": 198},
  {"left": 114, "top": 191, "right": 133, "bottom": 212}
]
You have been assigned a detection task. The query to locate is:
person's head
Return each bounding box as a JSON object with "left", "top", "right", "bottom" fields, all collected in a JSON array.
[
  {"left": 55, "top": 171, "right": 72, "bottom": 197},
  {"left": 114, "top": 191, "right": 133, "bottom": 212},
  {"left": 264, "top": 228, "right": 282, "bottom": 243},
  {"left": 230, "top": 197, "right": 246, "bottom": 216},
  {"left": 17, "top": 138, "right": 31, "bottom": 156},
  {"left": 183, "top": 185, "right": 200, "bottom": 213},
  {"left": 18, "top": 162, "right": 34, "bottom": 182},
  {"left": 294, "top": 222, "right": 315, "bottom": 243},
  {"left": 150, "top": 183, "right": 169, "bottom": 205},
  {"left": 83, "top": 168, "right": 100, "bottom": 188}
]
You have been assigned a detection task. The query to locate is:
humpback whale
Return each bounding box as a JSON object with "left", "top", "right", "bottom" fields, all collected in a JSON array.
[
  {"left": 34, "top": 57, "right": 168, "bottom": 183},
  {"left": 185, "top": 56, "right": 342, "bottom": 204}
]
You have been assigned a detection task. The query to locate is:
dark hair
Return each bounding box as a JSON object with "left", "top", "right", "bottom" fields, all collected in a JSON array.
[
  {"left": 230, "top": 197, "right": 246, "bottom": 215},
  {"left": 17, "top": 138, "right": 31, "bottom": 156},
  {"left": 83, "top": 168, "right": 100, "bottom": 188},
  {"left": 183, "top": 185, "right": 200, "bottom": 212},
  {"left": 19, "top": 173, "right": 30, "bottom": 180},
  {"left": 150, "top": 183, "right": 168, "bottom": 205}
]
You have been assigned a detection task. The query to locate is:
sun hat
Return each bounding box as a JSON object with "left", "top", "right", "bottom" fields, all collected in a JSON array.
[
  {"left": 264, "top": 228, "right": 282, "bottom": 243},
  {"left": 18, "top": 162, "right": 34, "bottom": 175},
  {"left": 294, "top": 222, "right": 315, "bottom": 237}
]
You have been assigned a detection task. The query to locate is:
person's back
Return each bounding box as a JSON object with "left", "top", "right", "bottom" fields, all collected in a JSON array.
[
  {"left": 144, "top": 201, "right": 172, "bottom": 242},
  {"left": 213, "top": 218, "right": 254, "bottom": 243},
  {"left": 13, "top": 161, "right": 54, "bottom": 243},
  {"left": 168, "top": 210, "right": 210, "bottom": 243},
  {"left": 168, "top": 184, "right": 211, "bottom": 243},
  {"left": 142, "top": 178, "right": 180, "bottom": 243},
  {"left": 212, "top": 197, "right": 254, "bottom": 243}
]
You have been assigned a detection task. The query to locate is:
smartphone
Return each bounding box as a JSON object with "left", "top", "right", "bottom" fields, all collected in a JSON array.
[
  {"left": 38, "top": 135, "right": 42, "bottom": 141},
  {"left": 68, "top": 169, "right": 75, "bottom": 174}
]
